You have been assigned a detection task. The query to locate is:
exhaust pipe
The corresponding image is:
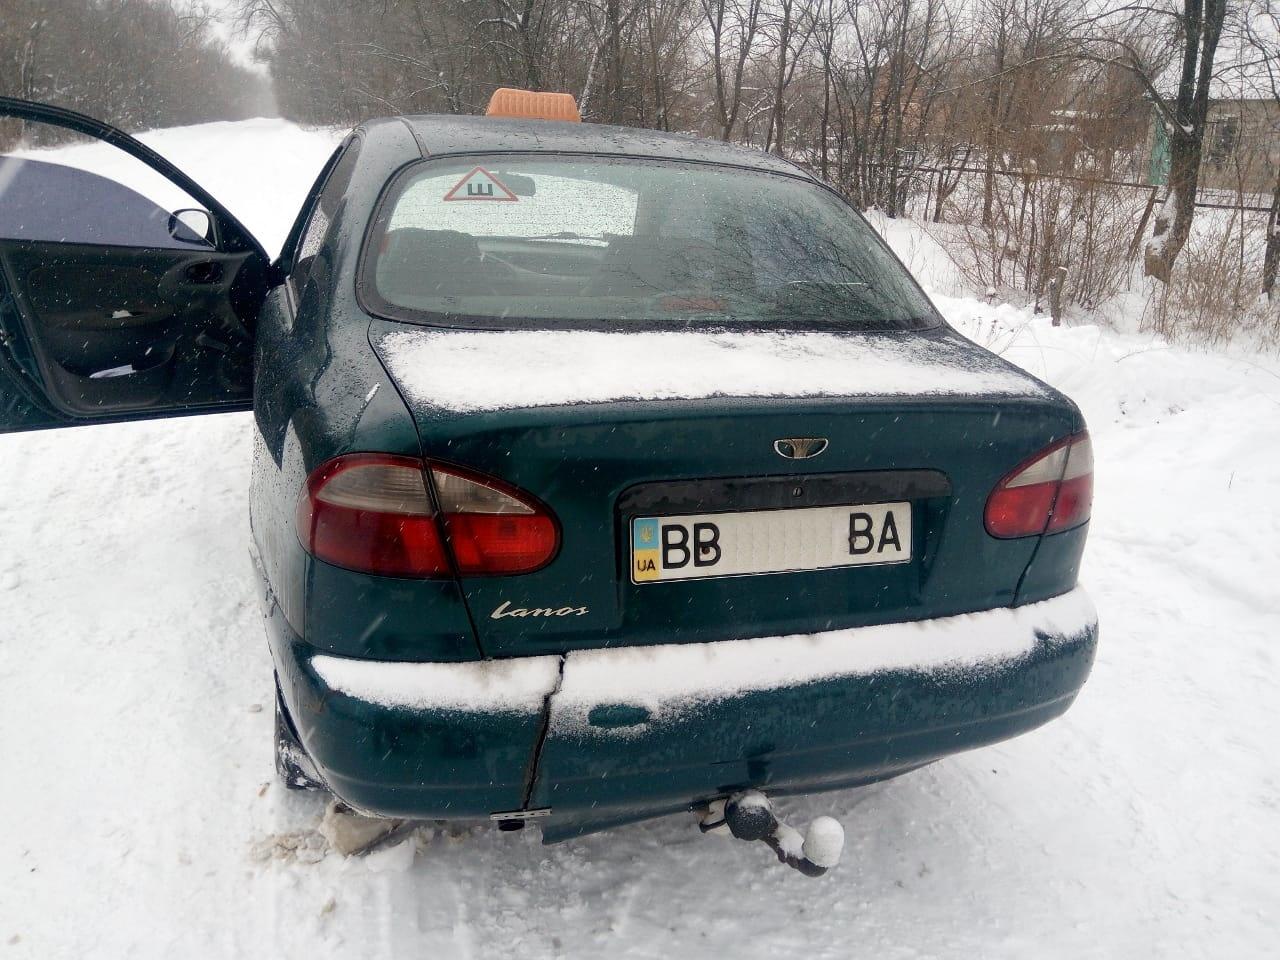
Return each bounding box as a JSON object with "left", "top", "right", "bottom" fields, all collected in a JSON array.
[{"left": 698, "top": 790, "right": 845, "bottom": 877}]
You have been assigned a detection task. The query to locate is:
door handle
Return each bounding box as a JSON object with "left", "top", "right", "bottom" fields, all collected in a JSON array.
[{"left": 183, "top": 261, "right": 224, "bottom": 284}]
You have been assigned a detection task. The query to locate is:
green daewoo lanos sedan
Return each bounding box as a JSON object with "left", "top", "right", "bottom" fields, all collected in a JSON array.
[{"left": 0, "top": 91, "right": 1096, "bottom": 875}]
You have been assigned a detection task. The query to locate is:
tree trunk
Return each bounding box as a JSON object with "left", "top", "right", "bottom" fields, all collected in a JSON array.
[
  {"left": 818, "top": 22, "right": 832, "bottom": 178},
  {"left": 1143, "top": 125, "right": 1202, "bottom": 283},
  {"left": 600, "top": 0, "right": 623, "bottom": 123},
  {"left": 768, "top": 0, "right": 793, "bottom": 155},
  {"left": 981, "top": 18, "right": 1007, "bottom": 228},
  {"left": 1143, "top": 0, "right": 1226, "bottom": 283},
  {"left": 722, "top": 0, "right": 761, "bottom": 140},
  {"left": 521, "top": 0, "right": 542, "bottom": 90},
  {"left": 706, "top": 0, "right": 730, "bottom": 138},
  {"left": 1264, "top": 169, "right": 1280, "bottom": 299},
  {"left": 933, "top": 148, "right": 970, "bottom": 223},
  {"left": 1047, "top": 266, "right": 1067, "bottom": 326}
]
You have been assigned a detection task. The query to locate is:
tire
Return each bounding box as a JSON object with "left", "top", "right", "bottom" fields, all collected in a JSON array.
[{"left": 275, "top": 685, "right": 326, "bottom": 792}]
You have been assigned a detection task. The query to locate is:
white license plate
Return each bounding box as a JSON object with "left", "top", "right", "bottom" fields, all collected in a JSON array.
[{"left": 630, "top": 502, "right": 911, "bottom": 583}]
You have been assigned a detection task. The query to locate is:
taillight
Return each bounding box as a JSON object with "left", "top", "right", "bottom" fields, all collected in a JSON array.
[
  {"left": 430, "top": 464, "right": 559, "bottom": 575},
  {"left": 984, "top": 432, "right": 1093, "bottom": 539},
  {"left": 296, "top": 455, "right": 558, "bottom": 578},
  {"left": 296, "top": 454, "right": 449, "bottom": 577}
]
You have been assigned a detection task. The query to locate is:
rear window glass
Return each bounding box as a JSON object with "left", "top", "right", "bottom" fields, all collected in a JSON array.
[{"left": 364, "top": 155, "right": 938, "bottom": 330}]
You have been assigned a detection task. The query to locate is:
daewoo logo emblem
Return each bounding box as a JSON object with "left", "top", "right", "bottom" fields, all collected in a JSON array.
[{"left": 774, "top": 437, "right": 828, "bottom": 460}]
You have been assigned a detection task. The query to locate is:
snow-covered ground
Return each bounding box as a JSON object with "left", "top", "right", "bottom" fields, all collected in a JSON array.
[{"left": 1, "top": 122, "right": 1278, "bottom": 959}]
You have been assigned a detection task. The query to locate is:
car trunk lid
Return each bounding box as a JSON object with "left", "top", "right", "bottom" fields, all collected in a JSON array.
[{"left": 370, "top": 320, "right": 1079, "bottom": 659}]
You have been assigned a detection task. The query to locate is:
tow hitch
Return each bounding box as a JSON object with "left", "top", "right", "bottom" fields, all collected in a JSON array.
[{"left": 698, "top": 791, "right": 845, "bottom": 877}]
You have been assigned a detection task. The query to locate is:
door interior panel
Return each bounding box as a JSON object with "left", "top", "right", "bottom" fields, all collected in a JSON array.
[
  {"left": 0, "top": 239, "right": 257, "bottom": 418},
  {"left": 0, "top": 102, "right": 274, "bottom": 432}
]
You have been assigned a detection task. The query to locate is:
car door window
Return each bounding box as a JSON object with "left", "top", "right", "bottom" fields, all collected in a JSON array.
[
  {"left": 0, "top": 156, "right": 211, "bottom": 248},
  {"left": 290, "top": 136, "right": 361, "bottom": 292}
]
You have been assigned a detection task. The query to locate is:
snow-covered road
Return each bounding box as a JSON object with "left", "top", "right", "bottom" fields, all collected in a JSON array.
[{"left": 1, "top": 122, "right": 1277, "bottom": 959}]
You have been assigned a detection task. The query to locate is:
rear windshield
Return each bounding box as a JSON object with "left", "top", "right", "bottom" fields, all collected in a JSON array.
[{"left": 363, "top": 155, "right": 939, "bottom": 331}]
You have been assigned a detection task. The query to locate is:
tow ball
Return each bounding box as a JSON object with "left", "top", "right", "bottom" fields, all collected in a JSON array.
[{"left": 697, "top": 790, "right": 845, "bottom": 877}]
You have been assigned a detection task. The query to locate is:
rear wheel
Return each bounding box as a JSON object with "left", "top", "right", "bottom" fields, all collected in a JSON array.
[{"left": 275, "top": 685, "right": 325, "bottom": 792}]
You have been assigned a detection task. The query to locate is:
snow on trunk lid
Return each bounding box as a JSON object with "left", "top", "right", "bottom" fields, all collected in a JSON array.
[{"left": 375, "top": 328, "right": 1048, "bottom": 413}]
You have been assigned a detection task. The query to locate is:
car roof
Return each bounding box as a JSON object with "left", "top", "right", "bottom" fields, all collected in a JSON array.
[{"left": 369, "top": 115, "right": 814, "bottom": 180}]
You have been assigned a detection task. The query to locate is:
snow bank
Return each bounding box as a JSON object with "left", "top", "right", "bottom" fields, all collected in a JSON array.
[
  {"left": 310, "top": 653, "right": 560, "bottom": 714},
  {"left": 552, "top": 587, "right": 1095, "bottom": 728},
  {"left": 376, "top": 328, "right": 1046, "bottom": 412}
]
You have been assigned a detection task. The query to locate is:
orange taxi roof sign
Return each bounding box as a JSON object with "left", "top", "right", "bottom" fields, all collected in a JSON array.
[{"left": 485, "top": 88, "right": 581, "bottom": 123}]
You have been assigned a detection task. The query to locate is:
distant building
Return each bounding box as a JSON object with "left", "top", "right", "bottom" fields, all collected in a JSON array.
[
  {"left": 1144, "top": 61, "right": 1280, "bottom": 196},
  {"left": 1035, "top": 106, "right": 1149, "bottom": 177}
]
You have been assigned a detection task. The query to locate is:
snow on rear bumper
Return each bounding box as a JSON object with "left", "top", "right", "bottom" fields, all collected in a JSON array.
[
  {"left": 288, "top": 588, "right": 1097, "bottom": 822},
  {"left": 549, "top": 586, "right": 1096, "bottom": 733},
  {"left": 311, "top": 586, "right": 1095, "bottom": 725}
]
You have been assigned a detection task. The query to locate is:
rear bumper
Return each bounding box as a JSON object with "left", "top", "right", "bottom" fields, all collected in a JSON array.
[{"left": 268, "top": 588, "right": 1098, "bottom": 836}]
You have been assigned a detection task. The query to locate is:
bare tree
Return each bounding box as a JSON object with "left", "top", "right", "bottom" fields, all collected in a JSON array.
[
  {"left": 700, "top": 0, "right": 764, "bottom": 139},
  {"left": 1240, "top": 3, "right": 1280, "bottom": 298},
  {"left": 2, "top": 0, "right": 265, "bottom": 143},
  {"left": 1068, "top": 0, "right": 1226, "bottom": 282},
  {"left": 1141, "top": 0, "right": 1228, "bottom": 282}
]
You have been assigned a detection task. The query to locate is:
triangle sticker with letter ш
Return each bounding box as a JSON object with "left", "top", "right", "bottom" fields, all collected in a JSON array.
[{"left": 442, "top": 167, "right": 520, "bottom": 202}]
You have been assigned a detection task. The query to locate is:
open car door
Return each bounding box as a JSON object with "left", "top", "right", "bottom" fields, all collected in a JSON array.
[{"left": 0, "top": 98, "right": 272, "bottom": 433}]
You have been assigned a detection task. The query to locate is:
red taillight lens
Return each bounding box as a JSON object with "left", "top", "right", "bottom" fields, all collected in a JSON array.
[
  {"left": 296, "top": 454, "right": 449, "bottom": 577},
  {"left": 984, "top": 432, "right": 1093, "bottom": 539},
  {"left": 296, "top": 455, "right": 559, "bottom": 578},
  {"left": 431, "top": 465, "right": 559, "bottom": 575}
]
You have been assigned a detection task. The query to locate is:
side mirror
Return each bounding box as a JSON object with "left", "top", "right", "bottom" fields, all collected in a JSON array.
[{"left": 167, "top": 208, "right": 215, "bottom": 247}]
